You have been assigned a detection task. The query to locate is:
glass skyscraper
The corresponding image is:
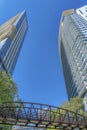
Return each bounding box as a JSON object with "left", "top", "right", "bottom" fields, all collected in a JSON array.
[
  {"left": 59, "top": 6, "right": 87, "bottom": 110},
  {"left": 0, "top": 10, "right": 28, "bottom": 74}
]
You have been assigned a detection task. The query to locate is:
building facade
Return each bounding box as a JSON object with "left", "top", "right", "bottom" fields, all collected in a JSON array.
[
  {"left": 59, "top": 6, "right": 87, "bottom": 110},
  {"left": 0, "top": 10, "right": 28, "bottom": 74}
]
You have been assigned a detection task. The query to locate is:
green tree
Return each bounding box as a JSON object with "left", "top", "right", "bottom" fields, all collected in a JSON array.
[
  {"left": 0, "top": 70, "right": 17, "bottom": 102},
  {"left": 61, "top": 96, "right": 87, "bottom": 116},
  {"left": 0, "top": 70, "right": 18, "bottom": 130}
]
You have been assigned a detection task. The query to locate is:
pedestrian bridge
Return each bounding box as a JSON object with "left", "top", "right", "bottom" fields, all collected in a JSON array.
[{"left": 0, "top": 102, "right": 87, "bottom": 130}]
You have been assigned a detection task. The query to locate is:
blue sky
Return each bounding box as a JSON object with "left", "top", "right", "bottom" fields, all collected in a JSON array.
[{"left": 0, "top": 0, "right": 87, "bottom": 106}]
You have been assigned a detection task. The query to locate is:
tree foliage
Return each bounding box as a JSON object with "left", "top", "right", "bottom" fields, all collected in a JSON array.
[
  {"left": 61, "top": 96, "right": 87, "bottom": 116},
  {"left": 0, "top": 70, "right": 18, "bottom": 130},
  {"left": 0, "top": 70, "right": 17, "bottom": 102}
]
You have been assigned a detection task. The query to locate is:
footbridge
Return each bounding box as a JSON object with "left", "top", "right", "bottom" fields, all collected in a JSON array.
[{"left": 0, "top": 102, "right": 87, "bottom": 130}]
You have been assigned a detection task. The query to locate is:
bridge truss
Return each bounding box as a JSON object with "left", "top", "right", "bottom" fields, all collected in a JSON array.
[{"left": 0, "top": 102, "right": 87, "bottom": 130}]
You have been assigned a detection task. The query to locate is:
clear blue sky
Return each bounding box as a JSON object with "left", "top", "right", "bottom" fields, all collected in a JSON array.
[{"left": 0, "top": 0, "right": 87, "bottom": 106}]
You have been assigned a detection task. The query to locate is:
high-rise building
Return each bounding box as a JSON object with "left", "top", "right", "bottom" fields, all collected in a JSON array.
[
  {"left": 59, "top": 6, "right": 87, "bottom": 110},
  {"left": 0, "top": 10, "right": 28, "bottom": 74}
]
